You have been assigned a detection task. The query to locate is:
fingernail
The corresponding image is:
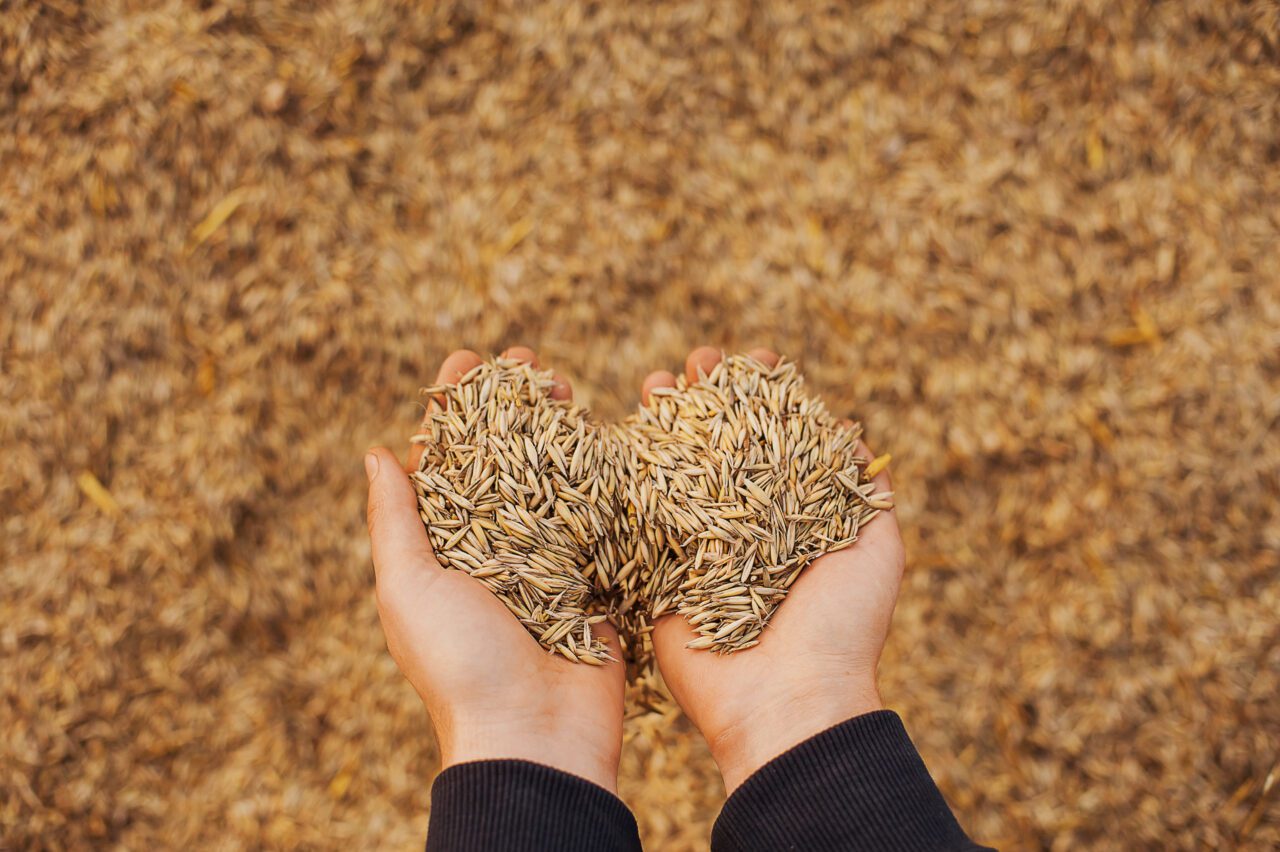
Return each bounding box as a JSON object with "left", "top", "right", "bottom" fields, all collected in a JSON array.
[{"left": 364, "top": 451, "right": 380, "bottom": 482}]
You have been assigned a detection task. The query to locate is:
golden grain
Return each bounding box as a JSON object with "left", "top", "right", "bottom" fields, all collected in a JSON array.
[{"left": 411, "top": 357, "right": 615, "bottom": 663}]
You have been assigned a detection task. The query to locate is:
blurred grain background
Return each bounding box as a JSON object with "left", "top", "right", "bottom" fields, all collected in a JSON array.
[{"left": 3, "top": 1, "right": 1279, "bottom": 849}]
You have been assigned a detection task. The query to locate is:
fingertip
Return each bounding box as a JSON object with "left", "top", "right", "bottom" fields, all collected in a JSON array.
[
  {"left": 746, "top": 347, "right": 781, "bottom": 368},
  {"left": 650, "top": 612, "right": 697, "bottom": 657},
  {"left": 548, "top": 371, "right": 573, "bottom": 401},
  {"left": 428, "top": 350, "right": 485, "bottom": 423},
  {"left": 369, "top": 446, "right": 400, "bottom": 471},
  {"left": 641, "top": 370, "right": 678, "bottom": 405},
  {"left": 435, "top": 349, "right": 485, "bottom": 385},
  {"left": 367, "top": 446, "right": 410, "bottom": 494},
  {"left": 589, "top": 620, "right": 628, "bottom": 678},
  {"left": 501, "top": 345, "right": 539, "bottom": 367},
  {"left": 406, "top": 441, "right": 425, "bottom": 472},
  {"left": 685, "top": 346, "right": 722, "bottom": 384},
  {"left": 849, "top": 438, "right": 900, "bottom": 569}
]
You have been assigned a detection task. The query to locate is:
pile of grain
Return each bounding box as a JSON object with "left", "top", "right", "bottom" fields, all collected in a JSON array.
[
  {"left": 617, "top": 355, "right": 888, "bottom": 653},
  {"left": 410, "top": 356, "right": 615, "bottom": 664}
]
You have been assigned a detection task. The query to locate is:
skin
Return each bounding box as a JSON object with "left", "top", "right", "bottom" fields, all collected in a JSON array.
[{"left": 366, "top": 345, "right": 903, "bottom": 797}]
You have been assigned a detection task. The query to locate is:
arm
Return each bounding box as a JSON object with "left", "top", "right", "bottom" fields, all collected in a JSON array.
[{"left": 645, "top": 347, "right": 989, "bottom": 852}]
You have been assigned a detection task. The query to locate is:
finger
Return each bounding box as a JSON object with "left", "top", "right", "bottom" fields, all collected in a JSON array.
[
  {"left": 684, "top": 346, "right": 722, "bottom": 384},
  {"left": 641, "top": 370, "right": 678, "bottom": 406},
  {"left": 435, "top": 349, "right": 485, "bottom": 385},
  {"left": 366, "top": 447, "right": 442, "bottom": 588},
  {"left": 582, "top": 619, "right": 627, "bottom": 674},
  {"left": 746, "top": 347, "right": 780, "bottom": 368},
  {"left": 501, "top": 345, "right": 539, "bottom": 367},
  {"left": 409, "top": 350, "right": 486, "bottom": 469},
  {"left": 548, "top": 371, "right": 573, "bottom": 401},
  {"left": 500, "top": 346, "right": 570, "bottom": 400},
  {"left": 407, "top": 439, "right": 427, "bottom": 473}
]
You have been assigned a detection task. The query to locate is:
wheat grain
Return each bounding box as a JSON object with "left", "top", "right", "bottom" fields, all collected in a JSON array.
[{"left": 410, "top": 357, "right": 617, "bottom": 663}]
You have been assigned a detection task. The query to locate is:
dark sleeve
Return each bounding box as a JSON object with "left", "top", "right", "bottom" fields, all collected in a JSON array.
[
  {"left": 425, "top": 759, "right": 642, "bottom": 852},
  {"left": 712, "top": 710, "right": 993, "bottom": 852}
]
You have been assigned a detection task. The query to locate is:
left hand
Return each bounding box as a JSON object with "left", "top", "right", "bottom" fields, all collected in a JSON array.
[{"left": 366, "top": 347, "right": 626, "bottom": 793}]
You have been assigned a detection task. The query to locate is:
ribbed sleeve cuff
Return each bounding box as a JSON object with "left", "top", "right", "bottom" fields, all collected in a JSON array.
[
  {"left": 712, "top": 710, "right": 988, "bottom": 852},
  {"left": 426, "top": 759, "right": 641, "bottom": 852}
]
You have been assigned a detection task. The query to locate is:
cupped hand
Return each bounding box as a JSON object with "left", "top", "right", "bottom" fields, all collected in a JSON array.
[
  {"left": 366, "top": 347, "right": 625, "bottom": 792},
  {"left": 643, "top": 346, "right": 905, "bottom": 794}
]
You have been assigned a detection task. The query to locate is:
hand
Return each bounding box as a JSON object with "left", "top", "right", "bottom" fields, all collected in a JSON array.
[
  {"left": 643, "top": 346, "right": 905, "bottom": 794},
  {"left": 366, "top": 347, "right": 625, "bottom": 793}
]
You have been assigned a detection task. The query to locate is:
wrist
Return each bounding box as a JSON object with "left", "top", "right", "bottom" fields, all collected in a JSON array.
[
  {"left": 436, "top": 712, "right": 621, "bottom": 794},
  {"left": 707, "top": 681, "right": 883, "bottom": 794}
]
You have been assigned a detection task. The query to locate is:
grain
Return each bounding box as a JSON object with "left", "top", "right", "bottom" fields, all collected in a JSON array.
[
  {"left": 411, "top": 356, "right": 616, "bottom": 663},
  {"left": 608, "top": 354, "right": 889, "bottom": 669},
  {"left": 411, "top": 353, "right": 888, "bottom": 686},
  {"left": 401, "top": 355, "right": 667, "bottom": 688}
]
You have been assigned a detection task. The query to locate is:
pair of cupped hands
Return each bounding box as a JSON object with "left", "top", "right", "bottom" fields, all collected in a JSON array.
[{"left": 365, "top": 346, "right": 904, "bottom": 795}]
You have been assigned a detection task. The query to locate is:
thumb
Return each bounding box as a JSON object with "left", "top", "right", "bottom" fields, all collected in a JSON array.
[{"left": 365, "top": 447, "right": 440, "bottom": 585}]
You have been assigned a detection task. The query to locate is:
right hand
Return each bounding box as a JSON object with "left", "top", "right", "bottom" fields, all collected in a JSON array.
[{"left": 642, "top": 347, "right": 906, "bottom": 794}]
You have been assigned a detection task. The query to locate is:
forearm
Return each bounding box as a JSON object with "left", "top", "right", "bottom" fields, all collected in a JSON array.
[{"left": 712, "top": 711, "right": 991, "bottom": 852}]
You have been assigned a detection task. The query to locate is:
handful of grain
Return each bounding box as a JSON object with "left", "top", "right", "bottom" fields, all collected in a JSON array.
[
  {"left": 410, "top": 357, "right": 616, "bottom": 664},
  {"left": 615, "top": 354, "right": 891, "bottom": 656}
]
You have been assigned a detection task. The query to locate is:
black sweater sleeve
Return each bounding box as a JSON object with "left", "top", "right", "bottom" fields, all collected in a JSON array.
[
  {"left": 713, "top": 710, "right": 991, "bottom": 852},
  {"left": 425, "top": 759, "right": 641, "bottom": 852},
  {"left": 423, "top": 712, "right": 988, "bottom": 852}
]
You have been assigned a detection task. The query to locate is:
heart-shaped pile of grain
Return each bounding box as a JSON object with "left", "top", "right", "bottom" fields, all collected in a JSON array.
[
  {"left": 614, "top": 354, "right": 892, "bottom": 656},
  {"left": 408, "top": 353, "right": 892, "bottom": 676},
  {"left": 410, "top": 357, "right": 617, "bottom": 664}
]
